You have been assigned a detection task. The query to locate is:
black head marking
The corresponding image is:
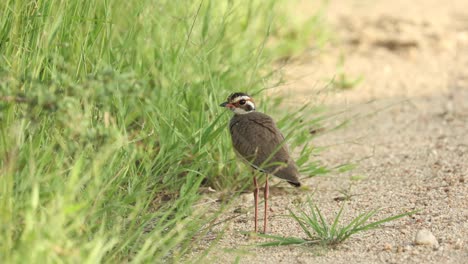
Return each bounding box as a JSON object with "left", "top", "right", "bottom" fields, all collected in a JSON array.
[
  {"left": 227, "top": 92, "right": 250, "bottom": 102},
  {"left": 221, "top": 92, "right": 256, "bottom": 114}
]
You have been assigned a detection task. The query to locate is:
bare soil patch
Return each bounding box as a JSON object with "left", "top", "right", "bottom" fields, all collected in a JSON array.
[{"left": 193, "top": 1, "right": 468, "bottom": 263}]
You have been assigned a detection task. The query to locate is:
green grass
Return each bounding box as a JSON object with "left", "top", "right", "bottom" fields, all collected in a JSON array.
[
  {"left": 0, "top": 0, "right": 328, "bottom": 262},
  {"left": 259, "top": 198, "right": 415, "bottom": 247},
  {"left": 329, "top": 54, "right": 364, "bottom": 90}
]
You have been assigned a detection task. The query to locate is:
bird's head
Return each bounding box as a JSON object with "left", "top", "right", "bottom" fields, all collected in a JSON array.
[{"left": 219, "top": 92, "right": 256, "bottom": 115}]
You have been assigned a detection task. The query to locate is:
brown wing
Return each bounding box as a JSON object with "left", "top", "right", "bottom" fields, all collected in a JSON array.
[{"left": 229, "top": 112, "right": 301, "bottom": 185}]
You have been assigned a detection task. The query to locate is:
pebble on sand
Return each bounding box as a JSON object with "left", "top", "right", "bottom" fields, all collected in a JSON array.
[{"left": 414, "top": 229, "right": 439, "bottom": 248}]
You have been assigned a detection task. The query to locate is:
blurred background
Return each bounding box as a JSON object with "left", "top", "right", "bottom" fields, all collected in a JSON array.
[{"left": 1, "top": 0, "right": 467, "bottom": 263}]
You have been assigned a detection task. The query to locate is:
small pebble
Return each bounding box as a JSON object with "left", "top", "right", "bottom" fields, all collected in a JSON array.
[
  {"left": 454, "top": 239, "right": 463, "bottom": 250},
  {"left": 414, "top": 229, "right": 439, "bottom": 248},
  {"left": 396, "top": 246, "right": 404, "bottom": 253},
  {"left": 384, "top": 243, "right": 393, "bottom": 251}
]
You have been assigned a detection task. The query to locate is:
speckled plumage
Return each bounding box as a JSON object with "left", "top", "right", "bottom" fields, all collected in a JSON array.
[{"left": 229, "top": 111, "right": 301, "bottom": 187}]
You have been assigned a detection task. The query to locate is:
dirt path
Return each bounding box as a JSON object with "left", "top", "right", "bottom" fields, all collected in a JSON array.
[{"left": 195, "top": 1, "right": 468, "bottom": 263}]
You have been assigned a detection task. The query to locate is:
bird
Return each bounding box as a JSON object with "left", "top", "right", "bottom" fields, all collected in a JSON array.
[{"left": 220, "top": 92, "right": 301, "bottom": 233}]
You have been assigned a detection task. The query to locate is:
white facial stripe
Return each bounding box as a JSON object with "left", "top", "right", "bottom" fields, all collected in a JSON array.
[
  {"left": 230, "top": 101, "right": 255, "bottom": 115},
  {"left": 232, "top": 96, "right": 251, "bottom": 103},
  {"left": 246, "top": 101, "right": 255, "bottom": 110}
]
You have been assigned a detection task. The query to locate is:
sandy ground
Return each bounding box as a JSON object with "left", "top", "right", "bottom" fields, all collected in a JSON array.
[{"left": 193, "top": 1, "right": 468, "bottom": 263}]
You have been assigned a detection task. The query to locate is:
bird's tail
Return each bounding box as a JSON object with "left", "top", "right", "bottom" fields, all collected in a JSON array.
[{"left": 287, "top": 181, "right": 301, "bottom": 187}]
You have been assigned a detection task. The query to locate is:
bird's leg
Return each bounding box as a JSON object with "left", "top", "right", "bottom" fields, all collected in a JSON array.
[
  {"left": 263, "top": 175, "right": 269, "bottom": 234},
  {"left": 253, "top": 175, "right": 259, "bottom": 233}
]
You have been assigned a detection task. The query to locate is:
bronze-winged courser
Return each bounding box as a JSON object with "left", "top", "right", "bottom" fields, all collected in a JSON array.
[{"left": 220, "top": 92, "right": 301, "bottom": 233}]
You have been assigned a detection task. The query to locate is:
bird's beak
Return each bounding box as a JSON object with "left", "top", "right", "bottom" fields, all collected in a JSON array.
[{"left": 219, "top": 102, "right": 228, "bottom": 107}]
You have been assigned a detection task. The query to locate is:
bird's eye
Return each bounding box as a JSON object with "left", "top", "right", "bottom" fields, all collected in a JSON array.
[{"left": 239, "top": 99, "right": 246, "bottom": 105}]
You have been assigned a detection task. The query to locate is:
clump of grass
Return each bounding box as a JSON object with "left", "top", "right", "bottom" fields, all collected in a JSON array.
[
  {"left": 260, "top": 198, "right": 415, "bottom": 247},
  {"left": 330, "top": 72, "right": 364, "bottom": 90},
  {"left": 330, "top": 55, "right": 364, "bottom": 90},
  {"left": 0, "top": 0, "right": 328, "bottom": 262}
]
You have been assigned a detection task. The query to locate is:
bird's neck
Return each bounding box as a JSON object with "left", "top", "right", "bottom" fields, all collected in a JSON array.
[{"left": 233, "top": 108, "right": 255, "bottom": 115}]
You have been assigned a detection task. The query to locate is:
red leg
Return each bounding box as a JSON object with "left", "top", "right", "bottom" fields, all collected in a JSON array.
[
  {"left": 253, "top": 175, "right": 259, "bottom": 233},
  {"left": 263, "top": 175, "right": 269, "bottom": 234}
]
